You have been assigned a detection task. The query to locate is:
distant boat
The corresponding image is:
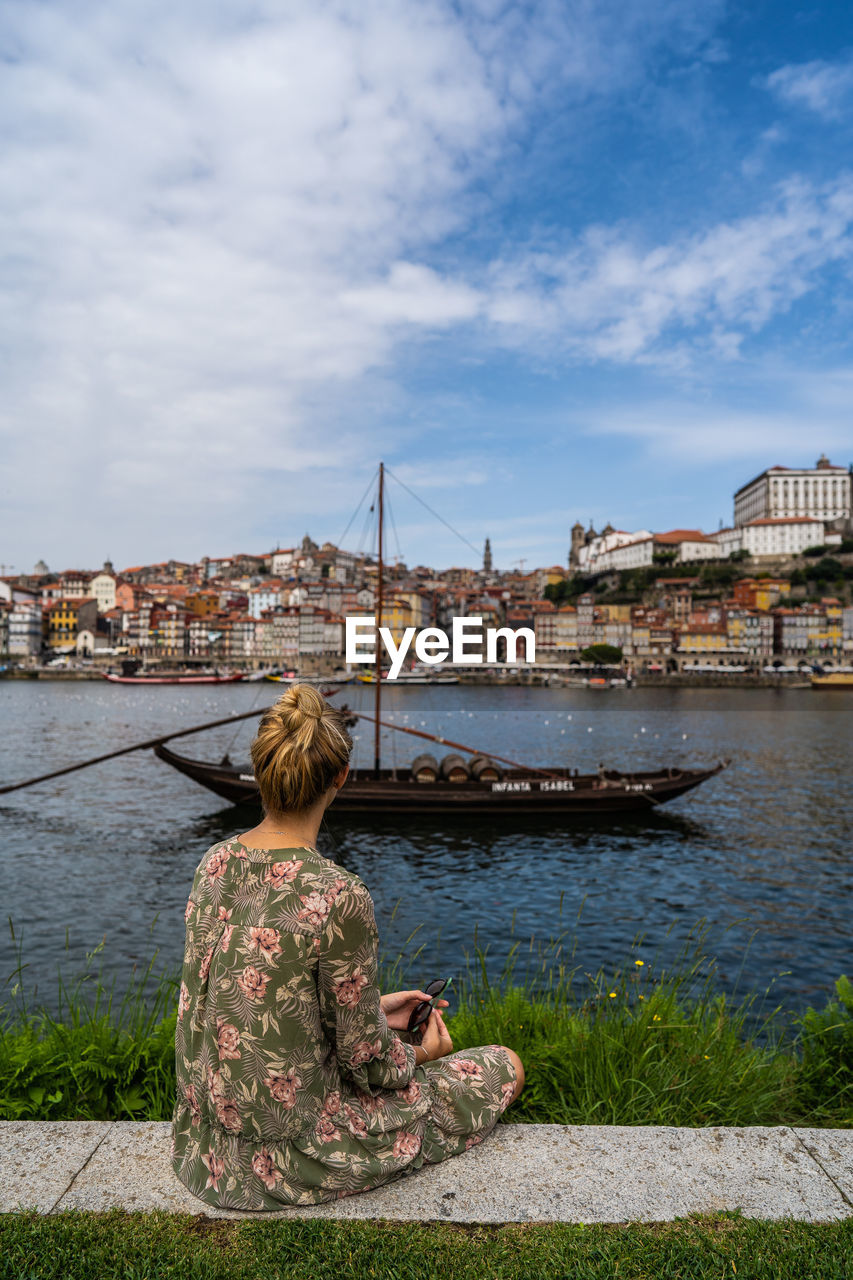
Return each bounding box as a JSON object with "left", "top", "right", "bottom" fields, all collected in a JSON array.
[
  {"left": 104, "top": 672, "right": 244, "bottom": 685},
  {"left": 586, "top": 670, "right": 632, "bottom": 689},
  {"left": 810, "top": 672, "right": 853, "bottom": 689},
  {"left": 356, "top": 668, "right": 459, "bottom": 685},
  {"left": 265, "top": 673, "right": 353, "bottom": 685}
]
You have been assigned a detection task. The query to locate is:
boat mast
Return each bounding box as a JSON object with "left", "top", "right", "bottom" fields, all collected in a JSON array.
[{"left": 374, "top": 461, "right": 384, "bottom": 776}]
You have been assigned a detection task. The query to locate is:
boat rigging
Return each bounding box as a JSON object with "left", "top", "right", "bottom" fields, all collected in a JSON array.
[{"left": 152, "top": 460, "right": 728, "bottom": 817}]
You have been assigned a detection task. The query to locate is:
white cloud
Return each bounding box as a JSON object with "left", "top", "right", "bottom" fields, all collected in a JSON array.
[
  {"left": 330, "top": 175, "right": 853, "bottom": 372},
  {"left": 0, "top": 0, "right": 727, "bottom": 565},
  {"left": 5, "top": 0, "right": 847, "bottom": 571},
  {"left": 482, "top": 177, "right": 853, "bottom": 361},
  {"left": 341, "top": 263, "right": 480, "bottom": 327},
  {"left": 766, "top": 57, "right": 853, "bottom": 120}
]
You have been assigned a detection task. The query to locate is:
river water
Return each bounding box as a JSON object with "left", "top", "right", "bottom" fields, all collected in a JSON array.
[{"left": 0, "top": 680, "right": 850, "bottom": 1019}]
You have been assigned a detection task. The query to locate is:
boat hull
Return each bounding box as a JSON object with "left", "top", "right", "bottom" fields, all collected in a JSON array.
[
  {"left": 104, "top": 673, "right": 244, "bottom": 685},
  {"left": 153, "top": 744, "right": 727, "bottom": 815}
]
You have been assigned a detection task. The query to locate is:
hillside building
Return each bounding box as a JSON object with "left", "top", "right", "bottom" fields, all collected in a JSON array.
[{"left": 733, "top": 455, "right": 851, "bottom": 527}]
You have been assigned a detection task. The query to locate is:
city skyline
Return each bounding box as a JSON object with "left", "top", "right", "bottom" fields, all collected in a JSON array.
[
  {"left": 3, "top": 2, "right": 853, "bottom": 571},
  {"left": 5, "top": 450, "right": 851, "bottom": 579}
]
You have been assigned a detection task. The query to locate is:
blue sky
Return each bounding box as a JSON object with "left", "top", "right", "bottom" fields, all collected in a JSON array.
[{"left": 2, "top": 0, "right": 853, "bottom": 574}]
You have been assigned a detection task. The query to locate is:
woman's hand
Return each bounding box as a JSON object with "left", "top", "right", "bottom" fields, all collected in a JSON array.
[
  {"left": 380, "top": 989, "right": 449, "bottom": 1031},
  {"left": 419, "top": 1007, "right": 454, "bottom": 1061}
]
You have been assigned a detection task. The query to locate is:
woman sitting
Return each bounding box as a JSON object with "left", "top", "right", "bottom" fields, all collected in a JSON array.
[{"left": 171, "top": 684, "right": 524, "bottom": 1208}]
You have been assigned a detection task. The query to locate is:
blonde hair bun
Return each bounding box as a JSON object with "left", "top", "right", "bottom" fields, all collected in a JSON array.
[{"left": 250, "top": 684, "right": 353, "bottom": 814}]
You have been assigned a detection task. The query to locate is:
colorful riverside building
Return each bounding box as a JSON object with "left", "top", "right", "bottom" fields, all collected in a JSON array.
[
  {"left": 57, "top": 570, "right": 93, "bottom": 599},
  {"left": 628, "top": 607, "right": 676, "bottom": 666},
  {"left": 384, "top": 597, "right": 421, "bottom": 648},
  {"left": 676, "top": 623, "right": 729, "bottom": 659},
  {"left": 185, "top": 591, "right": 221, "bottom": 618},
  {"left": 773, "top": 601, "right": 843, "bottom": 659},
  {"left": 724, "top": 609, "right": 775, "bottom": 660},
  {"left": 248, "top": 580, "right": 286, "bottom": 619},
  {"left": 731, "top": 578, "right": 791, "bottom": 612},
  {"left": 86, "top": 565, "right": 119, "bottom": 613},
  {"left": 46, "top": 597, "right": 97, "bottom": 650},
  {"left": 122, "top": 601, "right": 187, "bottom": 659}
]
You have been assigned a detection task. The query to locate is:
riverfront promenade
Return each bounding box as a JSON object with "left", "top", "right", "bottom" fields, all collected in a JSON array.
[{"left": 2, "top": 1122, "right": 851, "bottom": 1223}]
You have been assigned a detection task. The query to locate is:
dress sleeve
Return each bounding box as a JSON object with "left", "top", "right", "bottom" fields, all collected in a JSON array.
[{"left": 318, "top": 879, "right": 416, "bottom": 1092}]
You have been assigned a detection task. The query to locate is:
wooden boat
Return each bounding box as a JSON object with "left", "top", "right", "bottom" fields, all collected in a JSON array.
[
  {"left": 810, "top": 672, "right": 853, "bottom": 689},
  {"left": 153, "top": 741, "right": 727, "bottom": 815},
  {"left": 104, "top": 672, "right": 244, "bottom": 685}
]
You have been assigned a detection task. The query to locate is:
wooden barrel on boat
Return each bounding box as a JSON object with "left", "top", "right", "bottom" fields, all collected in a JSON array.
[
  {"left": 469, "top": 755, "right": 502, "bottom": 782},
  {"left": 411, "top": 753, "right": 439, "bottom": 783},
  {"left": 439, "top": 753, "right": 470, "bottom": 783}
]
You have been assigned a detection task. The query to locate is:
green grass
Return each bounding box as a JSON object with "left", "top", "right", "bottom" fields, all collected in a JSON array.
[
  {"left": 1, "top": 1210, "right": 852, "bottom": 1280},
  {"left": 0, "top": 926, "right": 177, "bottom": 1123},
  {"left": 446, "top": 924, "right": 853, "bottom": 1127},
  {"left": 1, "top": 917, "right": 851, "bottom": 1126}
]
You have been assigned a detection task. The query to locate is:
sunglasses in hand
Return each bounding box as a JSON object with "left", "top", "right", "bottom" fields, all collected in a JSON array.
[{"left": 406, "top": 977, "right": 453, "bottom": 1033}]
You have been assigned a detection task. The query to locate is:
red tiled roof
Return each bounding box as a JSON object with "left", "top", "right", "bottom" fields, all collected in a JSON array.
[
  {"left": 654, "top": 530, "right": 710, "bottom": 544},
  {"left": 763, "top": 463, "right": 846, "bottom": 472},
  {"left": 48, "top": 596, "right": 96, "bottom": 610},
  {"left": 735, "top": 461, "right": 847, "bottom": 496}
]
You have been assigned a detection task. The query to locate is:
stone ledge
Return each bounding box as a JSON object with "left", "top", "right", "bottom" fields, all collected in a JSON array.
[{"left": 2, "top": 1121, "right": 851, "bottom": 1223}]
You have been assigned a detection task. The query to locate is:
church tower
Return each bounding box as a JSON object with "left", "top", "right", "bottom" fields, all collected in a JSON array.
[
  {"left": 570, "top": 520, "right": 584, "bottom": 568},
  {"left": 483, "top": 537, "right": 492, "bottom": 572}
]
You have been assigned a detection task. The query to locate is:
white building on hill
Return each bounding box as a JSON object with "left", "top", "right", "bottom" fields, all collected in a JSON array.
[
  {"left": 733, "top": 455, "right": 851, "bottom": 526},
  {"left": 713, "top": 517, "right": 826, "bottom": 559},
  {"left": 577, "top": 529, "right": 719, "bottom": 572},
  {"left": 575, "top": 528, "right": 653, "bottom": 573}
]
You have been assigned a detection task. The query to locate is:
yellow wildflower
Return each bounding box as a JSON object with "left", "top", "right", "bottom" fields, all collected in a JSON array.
[{"left": 634, "top": 960, "right": 644, "bottom": 966}]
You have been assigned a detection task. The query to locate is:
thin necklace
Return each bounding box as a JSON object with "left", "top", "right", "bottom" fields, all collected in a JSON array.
[{"left": 259, "top": 826, "right": 317, "bottom": 849}]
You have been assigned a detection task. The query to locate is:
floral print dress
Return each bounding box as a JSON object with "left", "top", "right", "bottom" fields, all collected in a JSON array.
[{"left": 171, "top": 838, "right": 517, "bottom": 1209}]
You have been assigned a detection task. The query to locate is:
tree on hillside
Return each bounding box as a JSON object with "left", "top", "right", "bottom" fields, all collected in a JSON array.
[
  {"left": 544, "top": 575, "right": 596, "bottom": 603},
  {"left": 581, "top": 643, "right": 623, "bottom": 664}
]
